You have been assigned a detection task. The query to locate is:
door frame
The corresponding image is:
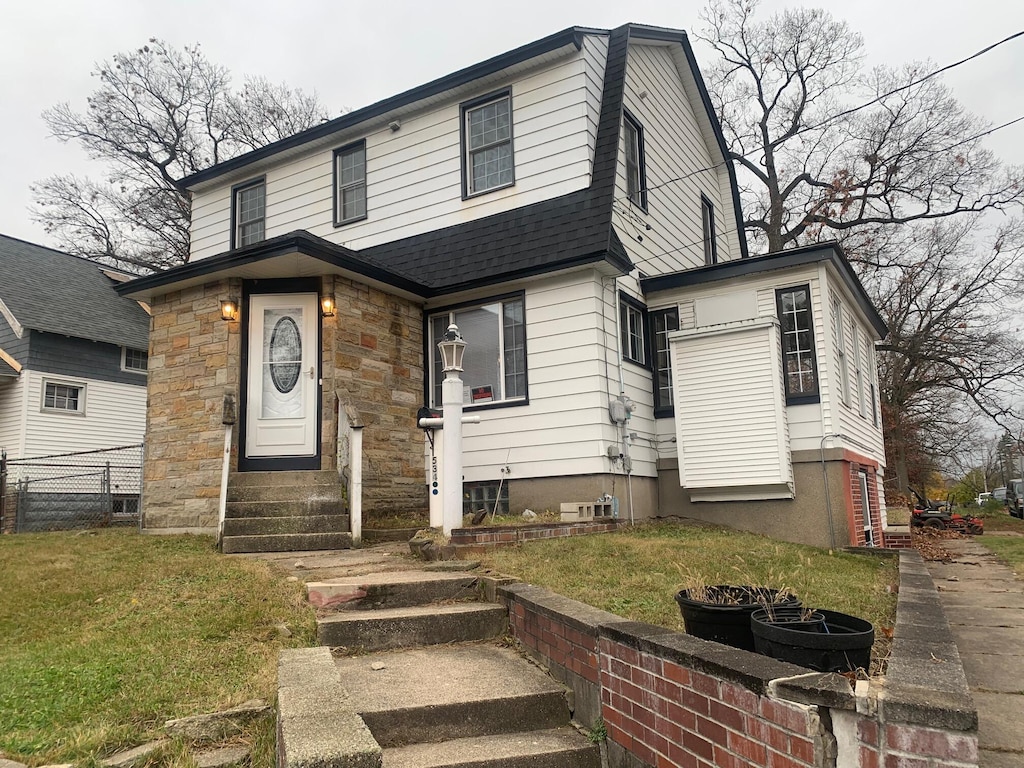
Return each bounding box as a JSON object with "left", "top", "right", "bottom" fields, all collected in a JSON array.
[{"left": 238, "top": 277, "right": 323, "bottom": 471}]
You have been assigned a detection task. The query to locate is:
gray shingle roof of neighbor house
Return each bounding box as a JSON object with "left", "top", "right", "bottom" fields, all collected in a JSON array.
[
  {"left": 118, "top": 23, "right": 744, "bottom": 300},
  {"left": 0, "top": 234, "right": 151, "bottom": 350}
]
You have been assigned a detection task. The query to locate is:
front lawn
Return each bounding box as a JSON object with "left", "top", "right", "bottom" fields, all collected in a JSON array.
[
  {"left": 475, "top": 520, "right": 898, "bottom": 635},
  {"left": 0, "top": 530, "right": 315, "bottom": 766},
  {"left": 979, "top": 535, "right": 1024, "bottom": 576}
]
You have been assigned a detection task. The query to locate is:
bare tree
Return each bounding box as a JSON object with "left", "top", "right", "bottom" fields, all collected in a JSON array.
[
  {"left": 698, "top": 0, "right": 1024, "bottom": 493},
  {"left": 699, "top": 0, "right": 1024, "bottom": 254},
  {"left": 31, "top": 39, "right": 329, "bottom": 272}
]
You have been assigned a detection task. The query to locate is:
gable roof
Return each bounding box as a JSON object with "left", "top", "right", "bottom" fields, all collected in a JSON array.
[
  {"left": 0, "top": 235, "right": 151, "bottom": 349},
  {"left": 640, "top": 241, "right": 888, "bottom": 338}
]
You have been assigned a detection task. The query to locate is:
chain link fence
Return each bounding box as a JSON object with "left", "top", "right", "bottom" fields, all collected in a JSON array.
[{"left": 1, "top": 444, "right": 143, "bottom": 533}]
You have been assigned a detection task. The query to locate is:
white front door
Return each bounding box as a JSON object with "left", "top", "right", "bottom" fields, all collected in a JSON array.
[{"left": 245, "top": 293, "right": 319, "bottom": 458}]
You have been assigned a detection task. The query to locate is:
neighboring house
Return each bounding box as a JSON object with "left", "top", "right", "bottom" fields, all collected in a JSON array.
[
  {"left": 0, "top": 235, "right": 150, "bottom": 460},
  {"left": 117, "top": 24, "right": 888, "bottom": 551}
]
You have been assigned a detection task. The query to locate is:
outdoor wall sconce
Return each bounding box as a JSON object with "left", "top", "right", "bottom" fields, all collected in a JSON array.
[
  {"left": 320, "top": 295, "right": 336, "bottom": 318},
  {"left": 220, "top": 299, "right": 239, "bottom": 322}
]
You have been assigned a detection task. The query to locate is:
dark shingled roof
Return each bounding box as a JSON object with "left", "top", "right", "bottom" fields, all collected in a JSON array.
[
  {"left": 0, "top": 235, "right": 151, "bottom": 349},
  {"left": 0, "top": 355, "right": 17, "bottom": 377}
]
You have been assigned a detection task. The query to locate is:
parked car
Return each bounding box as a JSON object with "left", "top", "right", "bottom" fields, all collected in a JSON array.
[
  {"left": 994, "top": 486, "right": 1007, "bottom": 502},
  {"left": 1009, "top": 479, "right": 1024, "bottom": 519},
  {"left": 976, "top": 492, "right": 993, "bottom": 506}
]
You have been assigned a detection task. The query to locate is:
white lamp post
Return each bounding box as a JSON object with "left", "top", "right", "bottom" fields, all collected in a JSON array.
[{"left": 438, "top": 323, "right": 467, "bottom": 536}]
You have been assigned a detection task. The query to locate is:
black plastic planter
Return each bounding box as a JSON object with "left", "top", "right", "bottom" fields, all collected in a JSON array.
[
  {"left": 751, "top": 607, "right": 874, "bottom": 673},
  {"left": 674, "top": 586, "right": 799, "bottom": 652}
]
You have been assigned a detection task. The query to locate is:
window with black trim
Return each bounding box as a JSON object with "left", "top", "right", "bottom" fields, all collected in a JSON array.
[
  {"left": 122, "top": 347, "right": 148, "bottom": 373},
  {"left": 233, "top": 178, "right": 265, "bottom": 248},
  {"left": 620, "top": 294, "right": 648, "bottom": 366},
  {"left": 461, "top": 91, "right": 514, "bottom": 197},
  {"left": 701, "top": 195, "right": 717, "bottom": 265},
  {"left": 776, "top": 285, "right": 819, "bottom": 402},
  {"left": 650, "top": 307, "right": 679, "bottom": 416},
  {"left": 43, "top": 380, "right": 85, "bottom": 414},
  {"left": 334, "top": 141, "right": 367, "bottom": 225},
  {"left": 428, "top": 295, "right": 526, "bottom": 408},
  {"left": 831, "top": 293, "right": 850, "bottom": 406},
  {"left": 623, "top": 111, "right": 647, "bottom": 209}
]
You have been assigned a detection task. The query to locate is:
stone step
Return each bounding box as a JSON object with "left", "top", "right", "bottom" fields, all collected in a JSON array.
[
  {"left": 335, "top": 645, "right": 571, "bottom": 748},
  {"left": 225, "top": 499, "right": 346, "bottom": 518},
  {"left": 223, "top": 515, "right": 350, "bottom": 537},
  {"left": 318, "top": 603, "right": 506, "bottom": 651},
  {"left": 382, "top": 727, "right": 600, "bottom": 768},
  {"left": 226, "top": 485, "right": 347, "bottom": 503},
  {"left": 222, "top": 531, "right": 353, "bottom": 554},
  {"left": 307, "top": 571, "right": 478, "bottom": 611},
  {"left": 228, "top": 469, "right": 341, "bottom": 488}
]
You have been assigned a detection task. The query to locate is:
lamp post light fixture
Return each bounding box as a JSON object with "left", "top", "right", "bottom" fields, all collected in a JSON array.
[{"left": 439, "top": 323, "right": 467, "bottom": 536}]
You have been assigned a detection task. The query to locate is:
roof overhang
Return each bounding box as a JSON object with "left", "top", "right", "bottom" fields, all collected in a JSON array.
[
  {"left": 0, "top": 347, "right": 21, "bottom": 378},
  {"left": 115, "top": 232, "right": 429, "bottom": 303},
  {"left": 641, "top": 242, "right": 888, "bottom": 338}
]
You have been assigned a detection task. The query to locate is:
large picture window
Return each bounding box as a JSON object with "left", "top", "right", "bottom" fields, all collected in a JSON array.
[
  {"left": 428, "top": 296, "right": 526, "bottom": 408},
  {"left": 462, "top": 91, "right": 514, "bottom": 197},
  {"left": 650, "top": 307, "right": 679, "bottom": 416},
  {"left": 776, "top": 285, "right": 819, "bottom": 402},
  {"left": 334, "top": 141, "right": 367, "bottom": 225}
]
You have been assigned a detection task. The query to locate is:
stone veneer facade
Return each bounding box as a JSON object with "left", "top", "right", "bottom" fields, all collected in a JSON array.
[{"left": 141, "top": 274, "right": 426, "bottom": 532}]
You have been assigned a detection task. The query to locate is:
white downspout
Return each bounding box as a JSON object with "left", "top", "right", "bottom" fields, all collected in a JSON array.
[{"left": 350, "top": 425, "right": 363, "bottom": 547}]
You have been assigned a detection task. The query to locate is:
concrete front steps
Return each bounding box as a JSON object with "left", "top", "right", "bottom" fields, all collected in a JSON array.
[
  {"left": 223, "top": 470, "right": 351, "bottom": 554},
  {"left": 278, "top": 568, "right": 599, "bottom": 768}
]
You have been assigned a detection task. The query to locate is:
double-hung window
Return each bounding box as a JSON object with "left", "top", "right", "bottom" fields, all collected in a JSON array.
[
  {"left": 462, "top": 91, "right": 514, "bottom": 197},
  {"left": 43, "top": 380, "right": 85, "bottom": 414},
  {"left": 334, "top": 141, "right": 367, "bottom": 225},
  {"left": 623, "top": 111, "right": 647, "bottom": 209},
  {"left": 620, "top": 295, "right": 647, "bottom": 366},
  {"left": 854, "top": 325, "right": 866, "bottom": 418},
  {"left": 831, "top": 294, "right": 850, "bottom": 405},
  {"left": 428, "top": 295, "right": 526, "bottom": 408},
  {"left": 702, "top": 195, "right": 718, "bottom": 265},
  {"left": 650, "top": 307, "right": 679, "bottom": 416},
  {"left": 232, "top": 178, "right": 265, "bottom": 248},
  {"left": 776, "top": 285, "right": 819, "bottom": 402}
]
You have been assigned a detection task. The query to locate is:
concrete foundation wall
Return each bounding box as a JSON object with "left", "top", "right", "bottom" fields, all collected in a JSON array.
[
  {"left": 509, "top": 473, "right": 658, "bottom": 521},
  {"left": 657, "top": 455, "right": 852, "bottom": 549}
]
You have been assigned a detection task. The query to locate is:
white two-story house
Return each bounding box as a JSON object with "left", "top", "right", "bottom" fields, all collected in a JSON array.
[{"left": 118, "top": 24, "right": 889, "bottom": 552}]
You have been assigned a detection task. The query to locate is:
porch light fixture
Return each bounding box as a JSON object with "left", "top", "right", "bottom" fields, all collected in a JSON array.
[
  {"left": 220, "top": 299, "right": 239, "bottom": 322},
  {"left": 437, "top": 323, "right": 466, "bottom": 372},
  {"left": 320, "top": 295, "right": 336, "bottom": 318}
]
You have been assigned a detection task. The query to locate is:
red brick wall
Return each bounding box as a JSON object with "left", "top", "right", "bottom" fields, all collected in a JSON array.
[
  {"left": 451, "top": 520, "right": 619, "bottom": 551},
  {"left": 846, "top": 454, "right": 884, "bottom": 547}
]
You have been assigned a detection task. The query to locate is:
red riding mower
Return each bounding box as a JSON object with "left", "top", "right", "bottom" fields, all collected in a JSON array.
[{"left": 909, "top": 488, "right": 984, "bottom": 535}]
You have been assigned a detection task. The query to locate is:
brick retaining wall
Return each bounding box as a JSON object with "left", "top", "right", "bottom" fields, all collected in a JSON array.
[
  {"left": 498, "top": 549, "right": 977, "bottom": 768},
  {"left": 450, "top": 520, "right": 620, "bottom": 553}
]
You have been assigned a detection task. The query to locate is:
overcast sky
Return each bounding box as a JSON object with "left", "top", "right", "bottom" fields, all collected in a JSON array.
[{"left": 2, "top": 0, "right": 1023, "bottom": 249}]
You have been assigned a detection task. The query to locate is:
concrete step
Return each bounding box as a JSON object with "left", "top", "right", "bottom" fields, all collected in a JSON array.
[
  {"left": 335, "top": 645, "right": 571, "bottom": 747},
  {"left": 226, "top": 485, "right": 346, "bottom": 503},
  {"left": 307, "top": 571, "right": 478, "bottom": 611},
  {"left": 222, "top": 531, "right": 353, "bottom": 554},
  {"left": 224, "top": 499, "right": 346, "bottom": 518},
  {"left": 318, "top": 603, "right": 506, "bottom": 651},
  {"left": 228, "top": 469, "right": 341, "bottom": 488},
  {"left": 222, "top": 515, "right": 350, "bottom": 537},
  {"left": 382, "top": 727, "right": 600, "bottom": 768}
]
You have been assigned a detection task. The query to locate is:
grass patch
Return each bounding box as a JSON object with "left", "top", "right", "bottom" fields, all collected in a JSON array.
[
  {"left": 0, "top": 530, "right": 315, "bottom": 765},
  {"left": 475, "top": 521, "right": 898, "bottom": 634},
  {"left": 975, "top": 507, "right": 1024, "bottom": 533},
  {"left": 979, "top": 536, "right": 1024, "bottom": 577}
]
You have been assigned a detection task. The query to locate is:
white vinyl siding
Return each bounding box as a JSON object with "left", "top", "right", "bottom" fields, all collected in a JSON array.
[
  {"left": 613, "top": 41, "right": 741, "bottom": 276},
  {"left": 0, "top": 377, "right": 26, "bottom": 458},
  {"left": 189, "top": 41, "right": 601, "bottom": 261},
  {"left": 22, "top": 370, "right": 145, "bottom": 457},
  {"left": 443, "top": 271, "right": 655, "bottom": 484},
  {"left": 671, "top": 319, "right": 794, "bottom": 499}
]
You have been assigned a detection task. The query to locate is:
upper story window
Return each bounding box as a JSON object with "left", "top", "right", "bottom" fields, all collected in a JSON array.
[
  {"left": 831, "top": 293, "right": 850, "bottom": 406},
  {"left": 232, "top": 178, "right": 265, "bottom": 248},
  {"left": 776, "top": 285, "right": 819, "bottom": 403},
  {"left": 334, "top": 141, "right": 367, "bottom": 226},
  {"left": 43, "top": 380, "right": 85, "bottom": 414},
  {"left": 650, "top": 307, "right": 679, "bottom": 416},
  {"left": 462, "top": 91, "right": 514, "bottom": 198},
  {"left": 623, "top": 111, "right": 647, "bottom": 209},
  {"left": 854, "top": 325, "right": 867, "bottom": 418},
  {"left": 702, "top": 195, "right": 718, "bottom": 265},
  {"left": 620, "top": 294, "right": 648, "bottom": 366},
  {"left": 428, "top": 294, "right": 526, "bottom": 408},
  {"left": 122, "top": 347, "right": 148, "bottom": 373}
]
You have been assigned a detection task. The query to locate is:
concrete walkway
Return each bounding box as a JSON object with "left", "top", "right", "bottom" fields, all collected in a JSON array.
[{"left": 925, "top": 537, "right": 1024, "bottom": 768}]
